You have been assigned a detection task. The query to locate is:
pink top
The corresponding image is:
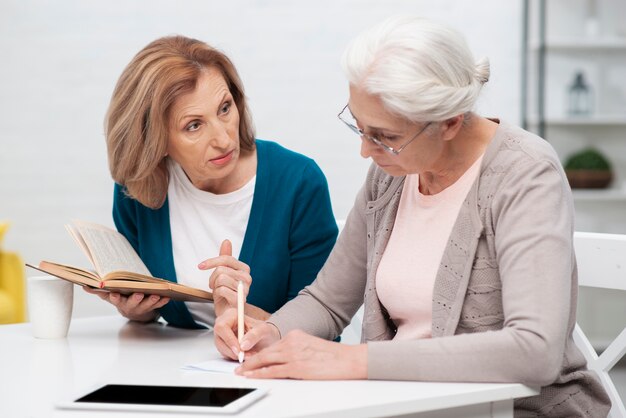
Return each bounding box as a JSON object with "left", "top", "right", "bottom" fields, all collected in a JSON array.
[{"left": 376, "top": 155, "right": 484, "bottom": 340}]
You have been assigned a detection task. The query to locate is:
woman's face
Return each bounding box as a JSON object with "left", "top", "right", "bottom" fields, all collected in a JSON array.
[
  {"left": 167, "top": 67, "right": 243, "bottom": 193},
  {"left": 348, "top": 85, "right": 440, "bottom": 176}
]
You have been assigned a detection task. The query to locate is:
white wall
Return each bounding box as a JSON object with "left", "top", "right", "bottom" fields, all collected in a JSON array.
[{"left": 0, "top": 0, "right": 522, "bottom": 317}]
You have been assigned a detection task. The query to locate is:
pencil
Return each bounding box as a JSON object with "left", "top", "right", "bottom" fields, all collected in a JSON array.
[{"left": 237, "top": 280, "right": 244, "bottom": 363}]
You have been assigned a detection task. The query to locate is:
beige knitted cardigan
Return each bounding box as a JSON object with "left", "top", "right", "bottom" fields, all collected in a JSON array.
[{"left": 270, "top": 121, "right": 610, "bottom": 417}]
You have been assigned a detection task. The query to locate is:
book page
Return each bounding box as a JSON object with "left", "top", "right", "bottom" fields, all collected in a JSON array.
[
  {"left": 66, "top": 224, "right": 95, "bottom": 267},
  {"left": 70, "top": 220, "right": 152, "bottom": 277}
]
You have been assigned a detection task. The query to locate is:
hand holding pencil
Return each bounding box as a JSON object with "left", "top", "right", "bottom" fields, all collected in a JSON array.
[{"left": 213, "top": 305, "right": 282, "bottom": 364}]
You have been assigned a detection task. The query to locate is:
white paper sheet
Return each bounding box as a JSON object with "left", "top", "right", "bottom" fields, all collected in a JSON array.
[{"left": 182, "top": 358, "right": 240, "bottom": 374}]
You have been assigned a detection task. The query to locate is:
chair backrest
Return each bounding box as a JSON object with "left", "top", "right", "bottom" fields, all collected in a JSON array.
[{"left": 574, "top": 231, "right": 626, "bottom": 418}]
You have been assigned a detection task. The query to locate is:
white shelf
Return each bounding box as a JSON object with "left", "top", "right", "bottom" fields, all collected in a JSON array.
[
  {"left": 531, "top": 37, "right": 626, "bottom": 51},
  {"left": 527, "top": 115, "right": 626, "bottom": 126},
  {"left": 572, "top": 189, "right": 626, "bottom": 201}
]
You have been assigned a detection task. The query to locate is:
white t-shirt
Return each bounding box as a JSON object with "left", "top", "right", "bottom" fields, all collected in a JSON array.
[{"left": 167, "top": 158, "right": 255, "bottom": 328}]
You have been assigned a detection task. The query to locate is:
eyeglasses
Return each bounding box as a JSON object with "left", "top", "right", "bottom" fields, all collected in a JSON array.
[{"left": 337, "top": 104, "right": 432, "bottom": 155}]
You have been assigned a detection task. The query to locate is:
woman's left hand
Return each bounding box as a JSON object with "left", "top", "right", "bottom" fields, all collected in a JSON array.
[
  {"left": 198, "top": 240, "right": 253, "bottom": 317},
  {"left": 235, "top": 329, "right": 368, "bottom": 380}
]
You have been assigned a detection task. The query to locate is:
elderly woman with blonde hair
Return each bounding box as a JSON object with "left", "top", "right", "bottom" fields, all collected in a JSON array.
[
  {"left": 214, "top": 16, "right": 611, "bottom": 417},
  {"left": 85, "top": 35, "right": 338, "bottom": 330}
]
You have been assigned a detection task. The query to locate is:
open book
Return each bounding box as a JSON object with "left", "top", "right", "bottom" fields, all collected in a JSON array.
[{"left": 26, "top": 220, "right": 213, "bottom": 303}]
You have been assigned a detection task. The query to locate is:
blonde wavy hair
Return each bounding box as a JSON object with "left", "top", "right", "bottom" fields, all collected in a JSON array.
[{"left": 105, "top": 35, "right": 255, "bottom": 209}]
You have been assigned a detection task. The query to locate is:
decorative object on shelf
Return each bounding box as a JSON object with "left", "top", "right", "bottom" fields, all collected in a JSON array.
[
  {"left": 567, "top": 71, "right": 593, "bottom": 116},
  {"left": 584, "top": 0, "right": 599, "bottom": 37},
  {"left": 564, "top": 148, "right": 613, "bottom": 189}
]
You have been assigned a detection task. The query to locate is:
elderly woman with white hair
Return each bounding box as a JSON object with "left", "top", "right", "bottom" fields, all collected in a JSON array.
[{"left": 214, "top": 16, "right": 610, "bottom": 416}]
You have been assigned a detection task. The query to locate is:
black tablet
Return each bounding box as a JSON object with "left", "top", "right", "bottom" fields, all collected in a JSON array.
[{"left": 57, "top": 384, "right": 268, "bottom": 414}]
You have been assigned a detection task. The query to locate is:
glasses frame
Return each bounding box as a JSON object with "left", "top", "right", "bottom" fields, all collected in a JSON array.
[{"left": 337, "top": 104, "right": 432, "bottom": 155}]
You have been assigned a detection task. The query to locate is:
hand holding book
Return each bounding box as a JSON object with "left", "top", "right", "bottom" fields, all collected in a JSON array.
[
  {"left": 27, "top": 220, "right": 213, "bottom": 304},
  {"left": 83, "top": 286, "right": 170, "bottom": 323}
]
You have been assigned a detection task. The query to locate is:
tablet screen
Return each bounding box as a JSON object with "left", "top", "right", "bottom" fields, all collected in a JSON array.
[{"left": 75, "top": 384, "right": 256, "bottom": 407}]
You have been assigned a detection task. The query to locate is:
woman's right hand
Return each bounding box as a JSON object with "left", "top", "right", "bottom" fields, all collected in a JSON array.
[
  {"left": 83, "top": 287, "right": 170, "bottom": 323},
  {"left": 198, "top": 240, "right": 253, "bottom": 318},
  {"left": 214, "top": 307, "right": 281, "bottom": 361}
]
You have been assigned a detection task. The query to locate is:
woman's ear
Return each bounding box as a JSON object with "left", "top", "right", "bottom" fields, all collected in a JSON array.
[{"left": 440, "top": 114, "right": 465, "bottom": 141}]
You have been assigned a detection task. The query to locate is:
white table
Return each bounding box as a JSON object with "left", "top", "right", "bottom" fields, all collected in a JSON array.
[{"left": 0, "top": 316, "right": 538, "bottom": 417}]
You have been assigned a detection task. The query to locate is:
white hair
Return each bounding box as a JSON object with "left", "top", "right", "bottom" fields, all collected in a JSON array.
[{"left": 341, "top": 15, "right": 490, "bottom": 122}]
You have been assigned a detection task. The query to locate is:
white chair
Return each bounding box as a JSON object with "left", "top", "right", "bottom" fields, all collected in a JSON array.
[{"left": 574, "top": 231, "right": 626, "bottom": 418}]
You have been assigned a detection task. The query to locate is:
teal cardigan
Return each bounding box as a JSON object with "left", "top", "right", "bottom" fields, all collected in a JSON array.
[{"left": 112, "top": 140, "right": 338, "bottom": 329}]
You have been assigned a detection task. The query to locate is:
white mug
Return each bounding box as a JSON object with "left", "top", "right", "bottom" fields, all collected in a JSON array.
[{"left": 27, "top": 275, "right": 74, "bottom": 339}]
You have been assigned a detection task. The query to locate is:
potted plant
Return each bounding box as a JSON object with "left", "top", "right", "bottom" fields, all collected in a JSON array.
[{"left": 563, "top": 148, "right": 613, "bottom": 189}]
